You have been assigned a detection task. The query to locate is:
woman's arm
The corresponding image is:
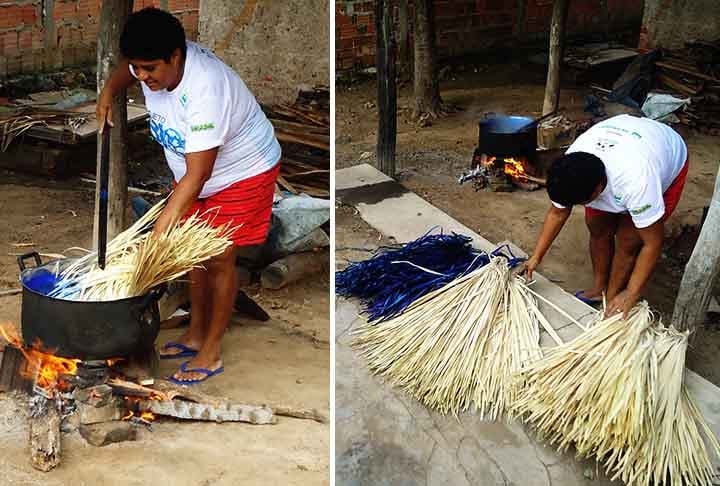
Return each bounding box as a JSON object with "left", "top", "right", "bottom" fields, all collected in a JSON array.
[
  {"left": 153, "top": 147, "right": 220, "bottom": 235},
  {"left": 524, "top": 205, "right": 572, "bottom": 279},
  {"left": 96, "top": 59, "right": 137, "bottom": 131}
]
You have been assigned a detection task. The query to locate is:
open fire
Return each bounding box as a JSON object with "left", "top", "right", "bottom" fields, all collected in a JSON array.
[
  {"left": 460, "top": 152, "right": 544, "bottom": 192},
  {"left": 0, "top": 324, "right": 79, "bottom": 396},
  {"left": 0, "top": 323, "right": 155, "bottom": 421}
]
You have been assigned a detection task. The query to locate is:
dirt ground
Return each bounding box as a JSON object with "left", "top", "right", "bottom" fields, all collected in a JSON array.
[
  {"left": 336, "top": 60, "right": 720, "bottom": 385},
  {"left": 0, "top": 171, "right": 329, "bottom": 485}
]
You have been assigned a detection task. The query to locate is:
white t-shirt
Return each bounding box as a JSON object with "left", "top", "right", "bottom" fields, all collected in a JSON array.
[
  {"left": 133, "top": 42, "right": 281, "bottom": 198},
  {"left": 552, "top": 114, "right": 687, "bottom": 228}
]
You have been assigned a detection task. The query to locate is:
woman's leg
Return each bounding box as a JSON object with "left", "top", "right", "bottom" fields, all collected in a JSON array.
[
  {"left": 582, "top": 210, "right": 620, "bottom": 299},
  {"left": 159, "top": 266, "right": 211, "bottom": 357},
  {"left": 172, "top": 245, "right": 238, "bottom": 381},
  {"left": 606, "top": 215, "right": 643, "bottom": 301}
]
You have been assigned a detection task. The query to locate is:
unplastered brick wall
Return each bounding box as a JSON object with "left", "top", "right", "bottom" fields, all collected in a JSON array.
[
  {"left": 336, "top": 0, "right": 643, "bottom": 72},
  {"left": 0, "top": 0, "right": 199, "bottom": 79}
]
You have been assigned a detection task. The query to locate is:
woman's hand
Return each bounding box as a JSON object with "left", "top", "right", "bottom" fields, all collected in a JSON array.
[
  {"left": 604, "top": 289, "right": 640, "bottom": 319},
  {"left": 96, "top": 88, "right": 115, "bottom": 132},
  {"left": 521, "top": 255, "right": 541, "bottom": 280}
]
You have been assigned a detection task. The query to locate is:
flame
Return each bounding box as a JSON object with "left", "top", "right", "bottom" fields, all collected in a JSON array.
[
  {"left": 122, "top": 409, "right": 156, "bottom": 422},
  {"left": 0, "top": 324, "right": 78, "bottom": 395},
  {"left": 503, "top": 157, "right": 528, "bottom": 179},
  {"left": 106, "top": 358, "right": 124, "bottom": 367}
]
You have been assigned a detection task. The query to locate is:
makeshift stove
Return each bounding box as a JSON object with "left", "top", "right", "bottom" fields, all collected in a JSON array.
[
  {"left": 0, "top": 324, "right": 304, "bottom": 473},
  {"left": 460, "top": 152, "right": 545, "bottom": 192},
  {"left": 459, "top": 114, "right": 548, "bottom": 192}
]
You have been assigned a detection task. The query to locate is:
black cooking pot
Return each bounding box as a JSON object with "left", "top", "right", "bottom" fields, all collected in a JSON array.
[
  {"left": 478, "top": 114, "right": 538, "bottom": 157},
  {"left": 17, "top": 252, "right": 165, "bottom": 360}
]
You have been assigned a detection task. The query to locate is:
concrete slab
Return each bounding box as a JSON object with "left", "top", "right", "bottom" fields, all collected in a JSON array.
[{"left": 336, "top": 163, "right": 720, "bottom": 484}]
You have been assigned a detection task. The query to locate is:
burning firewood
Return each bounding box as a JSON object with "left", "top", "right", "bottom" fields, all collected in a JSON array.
[
  {"left": 137, "top": 399, "right": 276, "bottom": 425},
  {"left": 147, "top": 380, "right": 328, "bottom": 424},
  {"left": 28, "top": 396, "right": 62, "bottom": 472}
]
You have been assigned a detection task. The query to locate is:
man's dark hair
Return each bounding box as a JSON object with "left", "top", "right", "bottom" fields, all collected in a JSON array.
[
  {"left": 546, "top": 152, "right": 606, "bottom": 206},
  {"left": 120, "top": 8, "right": 186, "bottom": 62}
]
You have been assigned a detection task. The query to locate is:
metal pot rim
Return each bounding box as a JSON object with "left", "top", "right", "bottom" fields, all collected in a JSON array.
[{"left": 19, "top": 258, "right": 159, "bottom": 304}]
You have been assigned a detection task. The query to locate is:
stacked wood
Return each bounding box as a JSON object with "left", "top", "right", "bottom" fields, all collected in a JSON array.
[
  {"left": 654, "top": 40, "right": 720, "bottom": 134},
  {"left": 264, "top": 87, "right": 329, "bottom": 198},
  {"left": 0, "top": 108, "right": 90, "bottom": 151}
]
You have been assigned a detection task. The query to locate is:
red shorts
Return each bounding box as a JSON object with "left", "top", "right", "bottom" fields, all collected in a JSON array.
[
  {"left": 585, "top": 157, "right": 689, "bottom": 222},
  {"left": 183, "top": 164, "right": 280, "bottom": 246}
]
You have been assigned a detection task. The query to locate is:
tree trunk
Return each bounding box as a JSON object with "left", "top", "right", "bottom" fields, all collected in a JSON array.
[
  {"left": 542, "top": 0, "right": 570, "bottom": 116},
  {"left": 375, "top": 0, "right": 397, "bottom": 177},
  {"left": 672, "top": 170, "right": 720, "bottom": 332},
  {"left": 413, "top": 0, "right": 443, "bottom": 119},
  {"left": 397, "top": 0, "right": 412, "bottom": 82},
  {"left": 94, "top": 0, "right": 132, "bottom": 248}
]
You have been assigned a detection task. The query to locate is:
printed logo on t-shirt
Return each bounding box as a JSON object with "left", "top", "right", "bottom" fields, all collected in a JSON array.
[
  {"left": 150, "top": 114, "right": 185, "bottom": 155},
  {"left": 180, "top": 93, "right": 188, "bottom": 107},
  {"left": 595, "top": 138, "right": 617, "bottom": 152},
  {"left": 191, "top": 122, "right": 215, "bottom": 132},
  {"left": 630, "top": 204, "right": 652, "bottom": 215}
]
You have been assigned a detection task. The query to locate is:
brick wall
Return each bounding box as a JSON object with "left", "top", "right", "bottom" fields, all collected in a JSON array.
[
  {"left": 336, "top": 0, "right": 644, "bottom": 71},
  {"left": 0, "top": 0, "right": 200, "bottom": 79}
]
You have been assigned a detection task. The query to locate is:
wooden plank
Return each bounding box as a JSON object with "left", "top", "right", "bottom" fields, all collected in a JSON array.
[
  {"left": 672, "top": 167, "right": 720, "bottom": 331},
  {"left": 269, "top": 118, "right": 329, "bottom": 135},
  {"left": 24, "top": 104, "right": 148, "bottom": 144},
  {"left": 655, "top": 61, "right": 720, "bottom": 83},
  {"left": 0, "top": 346, "right": 34, "bottom": 393},
  {"left": 274, "top": 129, "right": 329, "bottom": 151},
  {"left": 276, "top": 175, "right": 298, "bottom": 194}
]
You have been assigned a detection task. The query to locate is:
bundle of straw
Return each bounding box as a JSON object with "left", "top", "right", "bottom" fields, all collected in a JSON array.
[
  {"left": 49, "top": 199, "right": 237, "bottom": 301},
  {"left": 353, "top": 256, "right": 561, "bottom": 418},
  {"left": 513, "top": 302, "right": 720, "bottom": 486},
  {"left": 337, "top": 231, "right": 491, "bottom": 322}
]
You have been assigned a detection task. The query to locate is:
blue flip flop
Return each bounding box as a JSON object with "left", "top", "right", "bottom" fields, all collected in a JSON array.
[
  {"left": 574, "top": 290, "right": 603, "bottom": 306},
  {"left": 159, "top": 342, "right": 198, "bottom": 360},
  {"left": 168, "top": 361, "right": 225, "bottom": 385}
]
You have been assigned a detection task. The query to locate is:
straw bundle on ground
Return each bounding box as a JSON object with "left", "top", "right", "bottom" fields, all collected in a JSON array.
[
  {"left": 513, "top": 302, "right": 720, "bottom": 486},
  {"left": 353, "top": 256, "right": 562, "bottom": 418},
  {"left": 49, "top": 199, "right": 237, "bottom": 301},
  {"left": 336, "top": 231, "right": 493, "bottom": 322}
]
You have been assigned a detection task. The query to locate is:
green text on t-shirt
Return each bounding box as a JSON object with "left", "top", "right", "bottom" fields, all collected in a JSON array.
[{"left": 191, "top": 123, "right": 215, "bottom": 132}]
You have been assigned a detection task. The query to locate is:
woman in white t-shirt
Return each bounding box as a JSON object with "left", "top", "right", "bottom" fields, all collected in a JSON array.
[
  {"left": 97, "top": 8, "right": 281, "bottom": 385},
  {"left": 523, "top": 115, "right": 688, "bottom": 318}
]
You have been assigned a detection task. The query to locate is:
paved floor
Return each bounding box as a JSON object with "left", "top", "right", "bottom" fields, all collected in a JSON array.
[{"left": 335, "top": 164, "right": 720, "bottom": 486}]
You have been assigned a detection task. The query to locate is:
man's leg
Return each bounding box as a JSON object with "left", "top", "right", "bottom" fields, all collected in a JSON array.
[
  {"left": 159, "top": 267, "right": 210, "bottom": 357},
  {"left": 172, "top": 245, "right": 238, "bottom": 381},
  {"left": 606, "top": 215, "right": 643, "bottom": 301},
  {"left": 582, "top": 210, "right": 620, "bottom": 300}
]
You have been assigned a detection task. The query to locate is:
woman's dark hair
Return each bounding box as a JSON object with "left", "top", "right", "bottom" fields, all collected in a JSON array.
[
  {"left": 547, "top": 152, "right": 606, "bottom": 206},
  {"left": 120, "top": 8, "right": 186, "bottom": 61}
]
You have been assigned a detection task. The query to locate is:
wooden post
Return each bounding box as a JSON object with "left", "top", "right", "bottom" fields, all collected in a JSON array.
[
  {"left": 94, "top": 0, "right": 133, "bottom": 248},
  {"left": 672, "top": 169, "right": 720, "bottom": 332},
  {"left": 542, "top": 0, "right": 570, "bottom": 116},
  {"left": 375, "top": 0, "right": 397, "bottom": 177}
]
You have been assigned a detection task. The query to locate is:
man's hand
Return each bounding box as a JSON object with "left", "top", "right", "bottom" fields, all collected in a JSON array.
[
  {"left": 604, "top": 289, "right": 640, "bottom": 319},
  {"left": 96, "top": 88, "right": 114, "bottom": 132}
]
